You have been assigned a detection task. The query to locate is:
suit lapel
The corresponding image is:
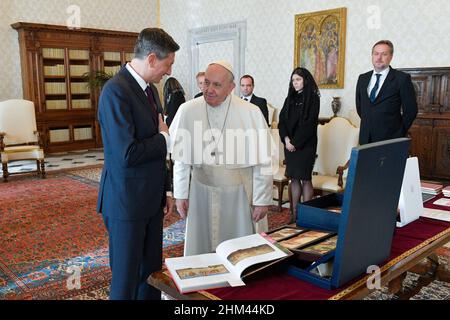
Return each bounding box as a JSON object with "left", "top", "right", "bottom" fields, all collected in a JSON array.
[
  {"left": 119, "top": 67, "right": 158, "bottom": 126},
  {"left": 361, "top": 72, "right": 372, "bottom": 100},
  {"left": 119, "top": 67, "right": 149, "bottom": 107},
  {"left": 375, "top": 67, "right": 395, "bottom": 102}
]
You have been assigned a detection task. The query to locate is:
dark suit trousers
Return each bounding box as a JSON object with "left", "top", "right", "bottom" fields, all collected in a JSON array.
[{"left": 103, "top": 212, "right": 163, "bottom": 300}]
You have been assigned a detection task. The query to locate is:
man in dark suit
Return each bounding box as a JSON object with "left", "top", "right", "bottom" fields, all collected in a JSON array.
[
  {"left": 356, "top": 40, "right": 418, "bottom": 145},
  {"left": 97, "top": 28, "right": 179, "bottom": 300},
  {"left": 240, "top": 74, "right": 270, "bottom": 126}
]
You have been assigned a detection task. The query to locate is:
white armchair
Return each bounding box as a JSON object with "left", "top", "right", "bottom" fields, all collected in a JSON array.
[
  {"left": 348, "top": 108, "right": 361, "bottom": 127},
  {"left": 0, "top": 99, "right": 45, "bottom": 181},
  {"left": 267, "top": 103, "right": 276, "bottom": 128},
  {"left": 312, "top": 117, "right": 359, "bottom": 193},
  {"left": 271, "top": 128, "right": 291, "bottom": 211}
]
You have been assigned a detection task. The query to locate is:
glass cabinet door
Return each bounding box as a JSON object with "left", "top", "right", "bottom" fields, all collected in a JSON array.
[
  {"left": 69, "top": 49, "right": 91, "bottom": 109},
  {"left": 42, "top": 48, "right": 67, "bottom": 110},
  {"left": 103, "top": 51, "right": 121, "bottom": 76}
]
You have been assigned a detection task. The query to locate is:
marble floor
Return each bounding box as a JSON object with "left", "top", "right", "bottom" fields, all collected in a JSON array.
[
  {"left": 2, "top": 151, "right": 295, "bottom": 224},
  {"left": 1, "top": 149, "right": 104, "bottom": 177},
  {"left": 2, "top": 149, "right": 290, "bottom": 209}
]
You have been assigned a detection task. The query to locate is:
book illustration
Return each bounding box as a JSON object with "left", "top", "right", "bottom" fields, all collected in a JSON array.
[
  {"left": 301, "top": 236, "right": 338, "bottom": 255},
  {"left": 176, "top": 264, "right": 230, "bottom": 280},
  {"left": 279, "top": 230, "right": 330, "bottom": 250},
  {"left": 165, "top": 233, "right": 292, "bottom": 293},
  {"left": 227, "top": 244, "right": 274, "bottom": 265},
  {"left": 267, "top": 227, "right": 304, "bottom": 241}
]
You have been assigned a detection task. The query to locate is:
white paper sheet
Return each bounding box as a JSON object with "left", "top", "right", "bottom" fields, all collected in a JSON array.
[{"left": 421, "top": 208, "right": 450, "bottom": 222}]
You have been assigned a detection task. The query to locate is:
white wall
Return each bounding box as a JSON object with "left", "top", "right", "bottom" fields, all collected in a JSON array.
[
  {"left": 160, "top": 0, "right": 450, "bottom": 118},
  {"left": 2, "top": 0, "right": 449, "bottom": 119},
  {"left": 0, "top": 0, "right": 158, "bottom": 100}
]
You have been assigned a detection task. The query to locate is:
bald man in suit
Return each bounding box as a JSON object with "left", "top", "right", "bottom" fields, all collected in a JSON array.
[
  {"left": 240, "top": 74, "right": 270, "bottom": 126},
  {"left": 356, "top": 40, "right": 417, "bottom": 145},
  {"left": 194, "top": 71, "right": 206, "bottom": 98}
]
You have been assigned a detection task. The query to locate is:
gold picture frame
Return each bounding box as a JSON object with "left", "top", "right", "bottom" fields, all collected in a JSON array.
[{"left": 294, "top": 7, "right": 347, "bottom": 89}]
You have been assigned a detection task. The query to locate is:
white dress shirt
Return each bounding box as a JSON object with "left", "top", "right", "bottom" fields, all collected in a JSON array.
[
  {"left": 125, "top": 63, "right": 170, "bottom": 148},
  {"left": 367, "top": 67, "right": 390, "bottom": 98},
  {"left": 241, "top": 94, "right": 253, "bottom": 101}
]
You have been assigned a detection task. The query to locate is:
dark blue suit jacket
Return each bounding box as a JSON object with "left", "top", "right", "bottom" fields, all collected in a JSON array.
[
  {"left": 97, "top": 67, "right": 168, "bottom": 221},
  {"left": 250, "top": 94, "right": 269, "bottom": 126},
  {"left": 356, "top": 67, "right": 418, "bottom": 145}
]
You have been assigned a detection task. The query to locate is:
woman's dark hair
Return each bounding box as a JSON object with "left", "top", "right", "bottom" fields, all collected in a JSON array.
[
  {"left": 286, "top": 67, "right": 320, "bottom": 120},
  {"left": 163, "top": 77, "right": 185, "bottom": 110}
]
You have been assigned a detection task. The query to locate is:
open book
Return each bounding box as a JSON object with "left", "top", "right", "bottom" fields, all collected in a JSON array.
[{"left": 165, "top": 233, "right": 292, "bottom": 293}]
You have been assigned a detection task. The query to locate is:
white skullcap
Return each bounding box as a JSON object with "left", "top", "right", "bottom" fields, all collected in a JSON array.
[{"left": 209, "top": 60, "right": 234, "bottom": 76}]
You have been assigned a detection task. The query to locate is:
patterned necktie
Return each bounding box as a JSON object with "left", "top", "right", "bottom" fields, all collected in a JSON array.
[
  {"left": 369, "top": 73, "right": 381, "bottom": 103},
  {"left": 145, "top": 85, "right": 158, "bottom": 123}
]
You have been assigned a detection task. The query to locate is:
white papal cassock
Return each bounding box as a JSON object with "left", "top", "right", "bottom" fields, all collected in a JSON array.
[{"left": 169, "top": 94, "right": 277, "bottom": 256}]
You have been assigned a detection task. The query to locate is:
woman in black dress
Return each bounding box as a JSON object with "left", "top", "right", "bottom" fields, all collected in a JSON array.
[
  {"left": 278, "top": 67, "right": 320, "bottom": 222},
  {"left": 163, "top": 77, "right": 186, "bottom": 127}
]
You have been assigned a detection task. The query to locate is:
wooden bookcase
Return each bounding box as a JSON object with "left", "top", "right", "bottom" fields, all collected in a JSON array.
[{"left": 12, "top": 22, "right": 138, "bottom": 153}]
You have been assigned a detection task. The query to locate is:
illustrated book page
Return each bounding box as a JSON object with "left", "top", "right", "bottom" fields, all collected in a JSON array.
[{"left": 165, "top": 233, "right": 290, "bottom": 293}]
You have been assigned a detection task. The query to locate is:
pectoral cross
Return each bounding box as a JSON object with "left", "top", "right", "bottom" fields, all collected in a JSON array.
[{"left": 211, "top": 148, "right": 220, "bottom": 165}]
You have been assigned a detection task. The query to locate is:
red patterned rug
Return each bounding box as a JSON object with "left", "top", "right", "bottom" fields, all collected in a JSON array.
[
  {"left": 0, "top": 170, "right": 291, "bottom": 300},
  {"left": 0, "top": 173, "right": 110, "bottom": 299}
]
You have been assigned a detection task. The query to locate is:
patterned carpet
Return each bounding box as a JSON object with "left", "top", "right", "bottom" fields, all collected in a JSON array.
[
  {"left": 1, "top": 167, "right": 448, "bottom": 300},
  {"left": 0, "top": 167, "right": 290, "bottom": 300},
  {"left": 0, "top": 171, "right": 109, "bottom": 299}
]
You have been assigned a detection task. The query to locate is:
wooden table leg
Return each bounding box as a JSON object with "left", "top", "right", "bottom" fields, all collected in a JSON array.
[{"left": 388, "top": 272, "right": 407, "bottom": 295}]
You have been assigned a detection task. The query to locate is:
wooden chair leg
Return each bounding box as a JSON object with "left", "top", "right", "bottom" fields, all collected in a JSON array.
[
  {"left": 2, "top": 162, "right": 8, "bottom": 182},
  {"left": 36, "top": 159, "right": 41, "bottom": 174},
  {"left": 40, "top": 159, "right": 46, "bottom": 178},
  {"left": 388, "top": 272, "right": 406, "bottom": 295},
  {"left": 277, "top": 183, "right": 283, "bottom": 211},
  {"left": 288, "top": 182, "right": 293, "bottom": 216}
]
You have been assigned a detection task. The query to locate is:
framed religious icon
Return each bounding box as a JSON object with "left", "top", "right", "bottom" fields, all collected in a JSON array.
[{"left": 294, "top": 7, "right": 347, "bottom": 88}]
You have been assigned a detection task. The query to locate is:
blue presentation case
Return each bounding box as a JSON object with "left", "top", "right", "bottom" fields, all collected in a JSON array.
[{"left": 284, "top": 138, "right": 411, "bottom": 289}]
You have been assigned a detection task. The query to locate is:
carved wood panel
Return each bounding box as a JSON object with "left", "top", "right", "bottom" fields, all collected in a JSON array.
[
  {"left": 433, "top": 128, "right": 450, "bottom": 179},
  {"left": 401, "top": 67, "right": 450, "bottom": 180},
  {"left": 409, "top": 119, "right": 433, "bottom": 176}
]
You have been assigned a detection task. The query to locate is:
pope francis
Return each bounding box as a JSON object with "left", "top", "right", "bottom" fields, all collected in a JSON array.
[{"left": 169, "top": 60, "right": 276, "bottom": 256}]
